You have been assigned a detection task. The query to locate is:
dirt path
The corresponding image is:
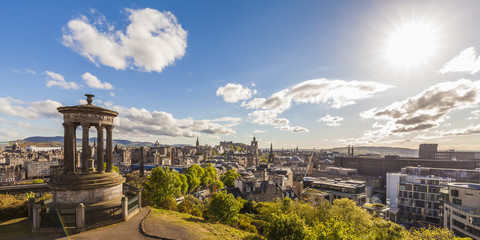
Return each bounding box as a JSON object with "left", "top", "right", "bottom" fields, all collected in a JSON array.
[{"left": 58, "top": 209, "right": 152, "bottom": 240}]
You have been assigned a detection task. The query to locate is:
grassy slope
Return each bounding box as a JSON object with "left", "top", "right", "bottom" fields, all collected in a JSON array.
[
  {"left": 0, "top": 218, "right": 32, "bottom": 239},
  {"left": 148, "top": 208, "right": 253, "bottom": 240}
]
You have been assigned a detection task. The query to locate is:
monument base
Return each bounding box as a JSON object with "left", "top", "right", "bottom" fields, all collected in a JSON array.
[{"left": 49, "top": 171, "right": 125, "bottom": 206}]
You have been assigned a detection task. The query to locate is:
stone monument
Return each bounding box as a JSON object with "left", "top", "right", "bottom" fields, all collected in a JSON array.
[{"left": 49, "top": 94, "right": 124, "bottom": 207}]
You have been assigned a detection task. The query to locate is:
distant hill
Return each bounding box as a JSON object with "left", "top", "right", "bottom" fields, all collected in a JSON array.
[
  {"left": 21, "top": 136, "right": 154, "bottom": 147},
  {"left": 331, "top": 146, "right": 418, "bottom": 157},
  {"left": 23, "top": 136, "right": 64, "bottom": 143}
]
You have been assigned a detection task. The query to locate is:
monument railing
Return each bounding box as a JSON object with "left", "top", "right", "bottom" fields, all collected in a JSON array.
[
  {"left": 85, "top": 202, "right": 123, "bottom": 226},
  {"left": 38, "top": 204, "right": 76, "bottom": 229},
  {"left": 127, "top": 195, "right": 139, "bottom": 215}
]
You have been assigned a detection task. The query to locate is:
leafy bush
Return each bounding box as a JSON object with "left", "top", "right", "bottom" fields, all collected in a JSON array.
[
  {"left": 207, "top": 191, "right": 243, "bottom": 224},
  {"left": 158, "top": 196, "right": 177, "bottom": 211},
  {"left": 32, "top": 179, "right": 44, "bottom": 184},
  {"left": 178, "top": 195, "right": 200, "bottom": 215},
  {"left": 263, "top": 212, "right": 308, "bottom": 240},
  {"left": 0, "top": 194, "right": 28, "bottom": 221},
  {"left": 238, "top": 214, "right": 257, "bottom": 233}
]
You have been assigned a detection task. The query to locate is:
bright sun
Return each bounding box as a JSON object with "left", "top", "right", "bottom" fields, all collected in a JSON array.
[{"left": 386, "top": 23, "right": 437, "bottom": 67}]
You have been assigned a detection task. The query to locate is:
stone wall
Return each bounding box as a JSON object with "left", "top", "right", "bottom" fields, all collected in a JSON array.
[{"left": 53, "top": 183, "right": 123, "bottom": 204}]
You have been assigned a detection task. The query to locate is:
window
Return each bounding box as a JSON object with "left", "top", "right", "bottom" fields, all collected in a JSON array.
[
  {"left": 451, "top": 189, "right": 459, "bottom": 197},
  {"left": 453, "top": 211, "right": 466, "bottom": 219},
  {"left": 452, "top": 198, "right": 462, "bottom": 205}
]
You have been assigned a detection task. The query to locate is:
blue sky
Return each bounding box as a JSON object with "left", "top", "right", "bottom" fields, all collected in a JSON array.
[{"left": 2, "top": 0, "right": 480, "bottom": 150}]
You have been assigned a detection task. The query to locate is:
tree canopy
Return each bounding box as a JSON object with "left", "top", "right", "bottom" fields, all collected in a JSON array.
[
  {"left": 220, "top": 169, "right": 240, "bottom": 187},
  {"left": 207, "top": 190, "right": 243, "bottom": 224},
  {"left": 143, "top": 167, "right": 184, "bottom": 206}
]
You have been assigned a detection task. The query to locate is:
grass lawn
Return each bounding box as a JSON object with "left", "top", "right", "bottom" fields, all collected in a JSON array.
[
  {"left": 0, "top": 218, "right": 65, "bottom": 240},
  {"left": 0, "top": 218, "right": 32, "bottom": 240},
  {"left": 147, "top": 208, "right": 257, "bottom": 240}
]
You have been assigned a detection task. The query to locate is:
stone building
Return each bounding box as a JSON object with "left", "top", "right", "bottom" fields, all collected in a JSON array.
[{"left": 247, "top": 137, "right": 259, "bottom": 167}]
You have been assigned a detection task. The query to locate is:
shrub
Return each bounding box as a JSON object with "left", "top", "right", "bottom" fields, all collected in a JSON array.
[
  {"left": 158, "top": 196, "right": 177, "bottom": 211},
  {"left": 238, "top": 214, "right": 257, "bottom": 233},
  {"left": 32, "top": 179, "right": 44, "bottom": 184},
  {"left": 178, "top": 195, "right": 199, "bottom": 215},
  {"left": 263, "top": 212, "right": 308, "bottom": 240},
  {"left": 0, "top": 194, "right": 28, "bottom": 221},
  {"left": 207, "top": 191, "right": 243, "bottom": 224}
]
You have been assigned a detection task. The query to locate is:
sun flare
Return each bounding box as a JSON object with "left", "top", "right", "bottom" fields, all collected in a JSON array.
[{"left": 386, "top": 23, "right": 437, "bottom": 67}]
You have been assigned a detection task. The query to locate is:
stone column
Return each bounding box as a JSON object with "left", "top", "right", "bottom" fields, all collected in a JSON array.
[
  {"left": 63, "top": 123, "right": 76, "bottom": 173},
  {"left": 82, "top": 122, "right": 90, "bottom": 174},
  {"left": 32, "top": 203, "right": 41, "bottom": 233},
  {"left": 63, "top": 122, "right": 71, "bottom": 173},
  {"left": 106, "top": 125, "right": 113, "bottom": 172},
  {"left": 76, "top": 203, "right": 85, "bottom": 232},
  {"left": 73, "top": 124, "right": 77, "bottom": 171},
  {"left": 96, "top": 125, "right": 104, "bottom": 173},
  {"left": 122, "top": 196, "right": 128, "bottom": 221}
]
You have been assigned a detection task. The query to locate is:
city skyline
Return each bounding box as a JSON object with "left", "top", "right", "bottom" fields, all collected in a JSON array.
[{"left": 2, "top": 1, "right": 480, "bottom": 149}]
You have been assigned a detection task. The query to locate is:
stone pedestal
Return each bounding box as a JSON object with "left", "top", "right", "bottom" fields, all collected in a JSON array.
[
  {"left": 49, "top": 172, "right": 124, "bottom": 206},
  {"left": 76, "top": 203, "right": 85, "bottom": 232}
]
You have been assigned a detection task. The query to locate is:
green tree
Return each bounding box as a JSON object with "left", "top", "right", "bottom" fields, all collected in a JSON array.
[
  {"left": 201, "top": 163, "right": 217, "bottom": 186},
  {"left": 405, "top": 227, "right": 469, "bottom": 240},
  {"left": 368, "top": 219, "right": 406, "bottom": 240},
  {"left": 264, "top": 212, "right": 309, "bottom": 240},
  {"left": 186, "top": 164, "right": 204, "bottom": 192},
  {"left": 142, "top": 167, "right": 183, "bottom": 206},
  {"left": 327, "top": 198, "right": 373, "bottom": 235},
  {"left": 207, "top": 191, "right": 243, "bottom": 224},
  {"left": 309, "top": 218, "right": 356, "bottom": 240},
  {"left": 220, "top": 169, "right": 240, "bottom": 187},
  {"left": 210, "top": 179, "right": 224, "bottom": 193},
  {"left": 178, "top": 173, "right": 188, "bottom": 195}
]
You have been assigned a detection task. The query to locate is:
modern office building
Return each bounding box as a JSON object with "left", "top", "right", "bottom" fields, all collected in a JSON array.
[
  {"left": 303, "top": 177, "right": 366, "bottom": 205},
  {"left": 443, "top": 183, "right": 480, "bottom": 239},
  {"left": 387, "top": 172, "right": 454, "bottom": 226}
]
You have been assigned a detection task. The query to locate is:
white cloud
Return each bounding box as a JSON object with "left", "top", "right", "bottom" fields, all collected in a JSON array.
[
  {"left": 110, "top": 92, "right": 115, "bottom": 97},
  {"left": 242, "top": 78, "right": 392, "bottom": 133},
  {"left": 212, "top": 117, "right": 242, "bottom": 123},
  {"left": 82, "top": 72, "right": 113, "bottom": 90},
  {"left": 62, "top": 8, "right": 187, "bottom": 73},
  {"left": 26, "top": 69, "right": 36, "bottom": 75},
  {"left": 216, "top": 83, "right": 256, "bottom": 103},
  {"left": 110, "top": 105, "right": 236, "bottom": 138},
  {"left": 16, "top": 121, "right": 31, "bottom": 128},
  {"left": 0, "top": 129, "right": 20, "bottom": 142},
  {"left": 0, "top": 97, "right": 62, "bottom": 119},
  {"left": 45, "top": 71, "right": 79, "bottom": 90},
  {"left": 441, "top": 124, "right": 480, "bottom": 136},
  {"left": 358, "top": 79, "right": 480, "bottom": 142},
  {"left": 253, "top": 129, "right": 265, "bottom": 133},
  {"left": 439, "top": 47, "right": 480, "bottom": 75},
  {"left": 318, "top": 114, "right": 344, "bottom": 126},
  {"left": 467, "top": 109, "right": 480, "bottom": 120}
]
